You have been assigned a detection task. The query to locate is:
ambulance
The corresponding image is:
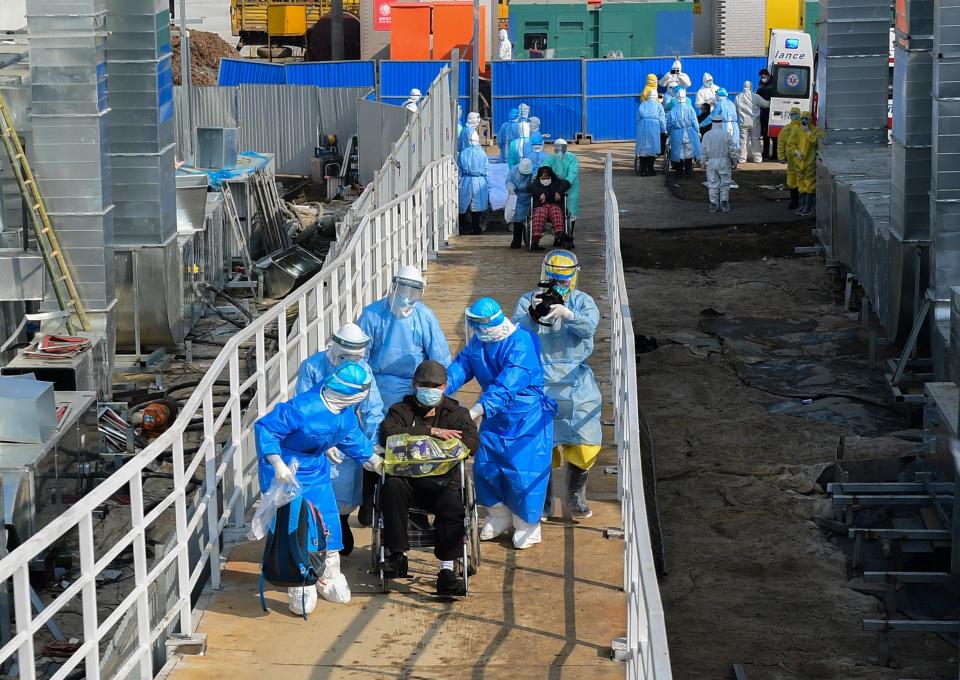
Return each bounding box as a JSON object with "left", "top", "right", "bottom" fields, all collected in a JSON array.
[{"left": 766, "top": 29, "right": 814, "bottom": 139}]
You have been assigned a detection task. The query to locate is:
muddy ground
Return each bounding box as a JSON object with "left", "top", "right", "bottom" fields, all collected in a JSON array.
[{"left": 609, "top": 153, "right": 958, "bottom": 679}]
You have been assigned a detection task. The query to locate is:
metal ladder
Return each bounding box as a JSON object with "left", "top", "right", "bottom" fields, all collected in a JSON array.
[
  {"left": 221, "top": 183, "right": 256, "bottom": 292},
  {"left": 0, "top": 92, "right": 89, "bottom": 333}
]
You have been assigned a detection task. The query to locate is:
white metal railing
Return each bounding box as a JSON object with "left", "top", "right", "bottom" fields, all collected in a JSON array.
[
  {"left": 0, "top": 154, "right": 459, "bottom": 680},
  {"left": 604, "top": 154, "right": 673, "bottom": 678}
]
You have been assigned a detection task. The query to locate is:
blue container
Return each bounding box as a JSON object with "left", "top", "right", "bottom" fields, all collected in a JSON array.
[
  {"left": 380, "top": 60, "right": 471, "bottom": 113},
  {"left": 492, "top": 59, "right": 583, "bottom": 140},
  {"left": 285, "top": 61, "right": 376, "bottom": 88},
  {"left": 217, "top": 58, "right": 286, "bottom": 86},
  {"left": 655, "top": 10, "right": 693, "bottom": 57}
]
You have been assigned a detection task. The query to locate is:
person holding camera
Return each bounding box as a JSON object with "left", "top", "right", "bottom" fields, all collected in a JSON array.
[{"left": 512, "top": 249, "right": 601, "bottom": 520}]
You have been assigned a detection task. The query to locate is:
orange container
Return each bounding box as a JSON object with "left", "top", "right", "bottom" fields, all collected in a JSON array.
[
  {"left": 432, "top": 2, "right": 486, "bottom": 62},
  {"left": 389, "top": 4, "right": 432, "bottom": 59}
]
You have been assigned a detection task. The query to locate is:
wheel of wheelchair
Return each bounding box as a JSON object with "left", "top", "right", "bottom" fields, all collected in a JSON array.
[
  {"left": 525, "top": 215, "right": 534, "bottom": 252},
  {"left": 465, "top": 475, "right": 481, "bottom": 576}
]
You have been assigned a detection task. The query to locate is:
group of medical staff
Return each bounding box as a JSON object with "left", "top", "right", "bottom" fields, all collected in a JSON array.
[
  {"left": 255, "top": 248, "right": 602, "bottom": 611},
  {"left": 634, "top": 61, "right": 819, "bottom": 215}
]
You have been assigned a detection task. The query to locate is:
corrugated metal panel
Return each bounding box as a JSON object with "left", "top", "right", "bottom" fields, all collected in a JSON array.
[
  {"left": 318, "top": 87, "right": 366, "bottom": 153},
  {"left": 493, "top": 59, "right": 582, "bottom": 95},
  {"left": 218, "top": 58, "right": 285, "bottom": 86},
  {"left": 586, "top": 96, "right": 637, "bottom": 140},
  {"left": 174, "top": 85, "right": 238, "bottom": 160},
  {"left": 587, "top": 59, "right": 670, "bottom": 95},
  {"left": 379, "top": 60, "right": 471, "bottom": 99},
  {"left": 655, "top": 9, "right": 693, "bottom": 56},
  {"left": 494, "top": 95, "right": 582, "bottom": 140},
  {"left": 238, "top": 85, "right": 318, "bottom": 176},
  {"left": 286, "top": 61, "right": 376, "bottom": 88}
]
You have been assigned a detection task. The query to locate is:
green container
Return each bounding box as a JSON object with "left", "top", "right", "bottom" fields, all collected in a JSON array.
[
  {"left": 805, "top": 1, "right": 819, "bottom": 46},
  {"left": 510, "top": 3, "right": 591, "bottom": 59},
  {"left": 599, "top": 4, "right": 657, "bottom": 57}
]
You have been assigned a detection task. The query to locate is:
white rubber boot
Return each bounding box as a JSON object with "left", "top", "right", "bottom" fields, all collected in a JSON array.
[
  {"left": 317, "top": 551, "right": 351, "bottom": 603},
  {"left": 480, "top": 503, "right": 512, "bottom": 540},
  {"left": 512, "top": 515, "right": 542, "bottom": 550},
  {"left": 288, "top": 585, "right": 318, "bottom": 616}
]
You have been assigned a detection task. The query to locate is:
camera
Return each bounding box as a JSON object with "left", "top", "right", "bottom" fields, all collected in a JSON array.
[{"left": 528, "top": 281, "right": 566, "bottom": 325}]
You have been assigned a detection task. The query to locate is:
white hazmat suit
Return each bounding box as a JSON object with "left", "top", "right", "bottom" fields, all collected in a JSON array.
[
  {"left": 497, "top": 29, "right": 512, "bottom": 60},
  {"left": 701, "top": 115, "right": 738, "bottom": 212},
  {"left": 695, "top": 72, "right": 719, "bottom": 110},
  {"left": 735, "top": 81, "right": 769, "bottom": 164},
  {"left": 659, "top": 59, "right": 692, "bottom": 91}
]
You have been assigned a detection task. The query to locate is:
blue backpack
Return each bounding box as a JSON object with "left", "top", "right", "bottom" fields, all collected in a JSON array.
[{"left": 258, "top": 495, "right": 327, "bottom": 619}]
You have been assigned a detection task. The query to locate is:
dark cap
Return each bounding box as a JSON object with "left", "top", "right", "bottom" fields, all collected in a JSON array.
[{"left": 414, "top": 360, "right": 447, "bottom": 386}]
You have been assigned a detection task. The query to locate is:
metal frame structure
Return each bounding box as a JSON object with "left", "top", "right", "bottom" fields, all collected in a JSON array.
[
  {"left": 604, "top": 153, "right": 673, "bottom": 678},
  {"left": 0, "top": 151, "right": 459, "bottom": 679}
]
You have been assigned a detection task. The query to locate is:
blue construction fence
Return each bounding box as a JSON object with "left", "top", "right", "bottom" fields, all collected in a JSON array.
[
  {"left": 218, "top": 58, "right": 470, "bottom": 111},
  {"left": 492, "top": 56, "right": 768, "bottom": 142},
  {"left": 218, "top": 55, "right": 767, "bottom": 140}
]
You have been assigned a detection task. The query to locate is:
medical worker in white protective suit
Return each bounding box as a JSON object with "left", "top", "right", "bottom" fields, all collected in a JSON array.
[
  {"left": 701, "top": 108, "right": 738, "bottom": 213},
  {"left": 735, "top": 80, "right": 769, "bottom": 164},
  {"left": 402, "top": 88, "right": 422, "bottom": 113},
  {"left": 356, "top": 265, "right": 452, "bottom": 524},
  {"left": 659, "top": 59, "right": 692, "bottom": 91},
  {"left": 295, "top": 323, "right": 384, "bottom": 556},
  {"left": 255, "top": 361, "right": 385, "bottom": 613},
  {"left": 695, "top": 72, "right": 719, "bottom": 110},
  {"left": 512, "top": 249, "right": 601, "bottom": 520},
  {"left": 497, "top": 28, "right": 513, "bottom": 60}
]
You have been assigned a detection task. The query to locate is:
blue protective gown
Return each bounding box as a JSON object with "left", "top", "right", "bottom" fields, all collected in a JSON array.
[
  {"left": 497, "top": 119, "right": 521, "bottom": 162},
  {"left": 444, "top": 328, "right": 558, "bottom": 524},
  {"left": 457, "top": 144, "right": 490, "bottom": 214},
  {"left": 512, "top": 290, "right": 602, "bottom": 446},
  {"left": 458, "top": 124, "right": 477, "bottom": 153},
  {"left": 710, "top": 98, "right": 740, "bottom": 149},
  {"left": 357, "top": 298, "right": 452, "bottom": 416},
  {"left": 255, "top": 392, "right": 373, "bottom": 552},
  {"left": 544, "top": 152, "right": 580, "bottom": 219},
  {"left": 636, "top": 99, "right": 667, "bottom": 157},
  {"left": 295, "top": 352, "right": 384, "bottom": 513},
  {"left": 505, "top": 165, "right": 534, "bottom": 223},
  {"left": 507, "top": 137, "right": 529, "bottom": 169},
  {"left": 666, "top": 100, "right": 702, "bottom": 162}
]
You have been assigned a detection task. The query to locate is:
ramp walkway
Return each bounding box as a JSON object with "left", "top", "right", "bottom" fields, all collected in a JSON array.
[{"left": 160, "top": 156, "right": 626, "bottom": 680}]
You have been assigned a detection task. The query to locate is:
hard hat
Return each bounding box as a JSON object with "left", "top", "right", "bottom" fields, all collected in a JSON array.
[
  {"left": 393, "top": 264, "right": 425, "bottom": 287},
  {"left": 332, "top": 322, "right": 370, "bottom": 352},
  {"left": 323, "top": 362, "right": 372, "bottom": 396},
  {"left": 554, "top": 138, "right": 567, "bottom": 147},
  {"left": 542, "top": 249, "right": 579, "bottom": 292},
  {"left": 465, "top": 297, "right": 505, "bottom": 329},
  {"left": 518, "top": 158, "right": 533, "bottom": 175}
]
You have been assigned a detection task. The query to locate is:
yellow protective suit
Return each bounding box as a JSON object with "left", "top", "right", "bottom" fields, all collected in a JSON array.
[
  {"left": 777, "top": 116, "right": 802, "bottom": 189},
  {"left": 796, "top": 124, "right": 821, "bottom": 193},
  {"left": 641, "top": 74, "right": 659, "bottom": 102}
]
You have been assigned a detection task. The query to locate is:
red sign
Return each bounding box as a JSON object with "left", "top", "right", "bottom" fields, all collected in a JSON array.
[{"left": 374, "top": 2, "right": 392, "bottom": 31}]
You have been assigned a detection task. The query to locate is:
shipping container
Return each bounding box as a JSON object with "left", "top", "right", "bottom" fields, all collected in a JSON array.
[
  {"left": 389, "top": 4, "right": 432, "bottom": 59},
  {"left": 805, "top": 1, "right": 819, "bottom": 46},
  {"left": 231, "top": 0, "right": 361, "bottom": 46}
]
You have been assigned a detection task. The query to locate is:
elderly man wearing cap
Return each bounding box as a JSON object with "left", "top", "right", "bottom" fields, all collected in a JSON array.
[{"left": 378, "top": 360, "right": 480, "bottom": 596}]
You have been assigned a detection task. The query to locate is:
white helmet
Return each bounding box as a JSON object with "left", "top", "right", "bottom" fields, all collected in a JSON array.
[
  {"left": 390, "top": 265, "right": 426, "bottom": 318},
  {"left": 554, "top": 138, "right": 568, "bottom": 155},
  {"left": 409, "top": 88, "right": 422, "bottom": 101},
  {"left": 394, "top": 264, "right": 425, "bottom": 286},
  {"left": 329, "top": 322, "right": 370, "bottom": 365},
  {"left": 518, "top": 158, "right": 533, "bottom": 175}
]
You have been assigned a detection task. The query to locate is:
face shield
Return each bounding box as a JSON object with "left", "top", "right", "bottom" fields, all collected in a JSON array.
[
  {"left": 541, "top": 249, "right": 579, "bottom": 298},
  {"left": 554, "top": 139, "right": 568, "bottom": 156},
  {"left": 518, "top": 103, "right": 531, "bottom": 120},
  {"left": 389, "top": 276, "right": 425, "bottom": 318}
]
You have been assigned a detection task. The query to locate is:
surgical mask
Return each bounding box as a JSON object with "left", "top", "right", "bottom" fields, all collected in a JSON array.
[
  {"left": 541, "top": 178, "right": 552, "bottom": 186},
  {"left": 475, "top": 319, "right": 516, "bottom": 343},
  {"left": 761, "top": 76, "right": 770, "bottom": 83},
  {"left": 415, "top": 387, "right": 443, "bottom": 407},
  {"left": 394, "top": 296, "right": 416, "bottom": 317},
  {"left": 533, "top": 144, "right": 543, "bottom": 152},
  {"left": 328, "top": 345, "right": 364, "bottom": 367},
  {"left": 555, "top": 147, "right": 566, "bottom": 156}
]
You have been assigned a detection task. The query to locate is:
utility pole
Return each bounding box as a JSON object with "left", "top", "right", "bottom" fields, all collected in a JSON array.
[
  {"left": 331, "top": 0, "right": 344, "bottom": 60},
  {"left": 178, "top": 0, "right": 194, "bottom": 164},
  {"left": 471, "top": 0, "right": 480, "bottom": 113}
]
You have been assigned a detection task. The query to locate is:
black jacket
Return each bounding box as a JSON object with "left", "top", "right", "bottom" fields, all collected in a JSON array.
[
  {"left": 530, "top": 177, "right": 570, "bottom": 207},
  {"left": 756, "top": 81, "right": 774, "bottom": 131},
  {"left": 380, "top": 395, "right": 480, "bottom": 484}
]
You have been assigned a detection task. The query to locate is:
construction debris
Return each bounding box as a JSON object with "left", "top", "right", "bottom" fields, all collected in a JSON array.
[{"left": 171, "top": 30, "right": 240, "bottom": 87}]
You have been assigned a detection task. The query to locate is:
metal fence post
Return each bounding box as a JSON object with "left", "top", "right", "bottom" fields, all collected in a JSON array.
[{"left": 581, "top": 59, "right": 588, "bottom": 139}]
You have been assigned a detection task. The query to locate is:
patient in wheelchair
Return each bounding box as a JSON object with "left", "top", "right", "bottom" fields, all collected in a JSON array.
[
  {"left": 529, "top": 165, "right": 572, "bottom": 251},
  {"left": 379, "top": 360, "right": 479, "bottom": 596}
]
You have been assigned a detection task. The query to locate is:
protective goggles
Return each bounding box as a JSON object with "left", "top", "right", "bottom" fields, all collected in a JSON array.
[{"left": 465, "top": 306, "right": 505, "bottom": 329}]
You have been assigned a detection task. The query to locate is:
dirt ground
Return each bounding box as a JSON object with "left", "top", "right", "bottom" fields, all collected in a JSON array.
[{"left": 592, "top": 145, "right": 959, "bottom": 679}]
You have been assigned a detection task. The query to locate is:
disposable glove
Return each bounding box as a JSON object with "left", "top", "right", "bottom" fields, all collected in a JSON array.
[
  {"left": 795, "top": 150, "right": 802, "bottom": 160},
  {"left": 363, "top": 453, "right": 385, "bottom": 474},
  {"left": 325, "top": 447, "right": 344, "bottom": 464},
  {"left": 267, "top": 455, "right": 295, "bottom": 483},
  {"left": 507, "top": 185, "right": 515, "bottom": 195},
  {"left": 541, "top": 304, "right": 574, "bottom": 323},
  {"left": 468, "top": 403, "right": 484, "bottom": 422}
]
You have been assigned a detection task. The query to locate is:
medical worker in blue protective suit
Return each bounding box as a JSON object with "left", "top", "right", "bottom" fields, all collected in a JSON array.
[
  {"left": 507, "top": 158, "right": 535, "bottom": 249},
  {"left": 296, "top": 322, "right": 383, "bottom": 556},
  {"left": 357, "top": 264, "right": 451, "bottom": 523},
  {"left": 507, "top": 119, "right": 531, "bottom": 169},
  {"left": 256, "top": 361, "right": 385, "bottom": 608},
  {"left": 543, "top": 139, "right": 580, "bottom": 228},
  {"left": 445, "top": 298, "right": 557, "bottom": 550},
  {"left": 636, "top": 89, "right": 667, "bottom": 176},
  {"left": 497, "top": 108, "right": 520, "bottom": 162},
  {"left": 666, "top": 88, "right": 701, "bottom": 178},
  {"left": 512, "top": 250, "right": 601, "bottom": 520},
  {"left": 705, "top": 87, "right": 740, "bottom": 152},
  {"left": 457, "top": 130, "right": 490, "bottom": 235},
  {"left": 458, "top": 111, "right": 480, "bottom": 153},
  {"left": 523, "top": 132, "right": 549, "bottom": 172}
]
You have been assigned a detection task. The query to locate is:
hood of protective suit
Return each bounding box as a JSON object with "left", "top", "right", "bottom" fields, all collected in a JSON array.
[
  {"left": 742, "top": 80, "right": 752, "bottom": 91},
  {"left": 519, "top": 103, "right": 531, "bottom": 119},
  {"left": 530, "top": 116, "right": 541, "bottom": 132},
  {"left": 466, "top": 111, "right": 480, "bottom": 127},
  {"left": 702, "top": 73, "right": 713, "bottom": 86},
  {"left": 499, "top": 29, "right": 508, "bottom": 40},
  {"left": 671, "top": 59, "right": 682, "bottom": 72},
  {"left": 676, "top": 88, "right": 687, "bottom": 102},
  {"left": 645, "top": 73, "right": 657, "bottom": 87}
]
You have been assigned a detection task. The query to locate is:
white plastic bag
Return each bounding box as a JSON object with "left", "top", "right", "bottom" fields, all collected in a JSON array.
[
  {"left": 248, "top": 458, "right": 301, "bottom": 541},
  {"left": 504, "top": 194, "right": 518, "bottom": 223}
]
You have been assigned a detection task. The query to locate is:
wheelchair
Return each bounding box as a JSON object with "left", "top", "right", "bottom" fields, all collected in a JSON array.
[
  {"left": 524, "top": 193, "right": 573, "bottom": 252},
  {"left": 370, "top": 461, "right": 481, "bottom": 595}
]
